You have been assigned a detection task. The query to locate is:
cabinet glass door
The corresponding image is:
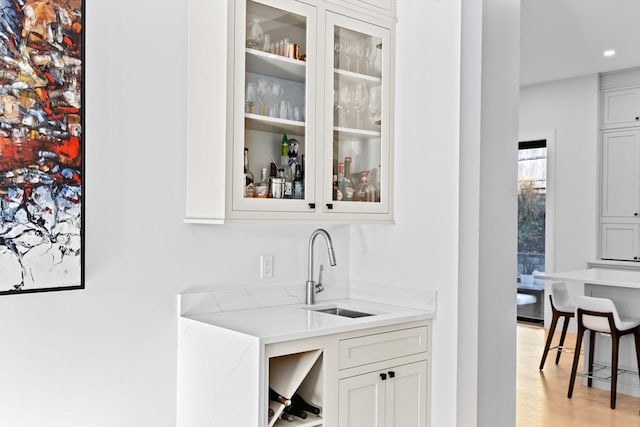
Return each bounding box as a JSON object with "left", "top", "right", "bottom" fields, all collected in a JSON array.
[
  {"left": 325, "top": 13, "right": 390, "bottom": 214},
  {"left": 233, "top": 0, "right": 316, "bottom": 213}
]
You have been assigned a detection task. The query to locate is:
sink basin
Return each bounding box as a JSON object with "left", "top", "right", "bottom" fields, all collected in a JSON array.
[{"left": 308, "top": 306, "right": 375, "bottom": 318}]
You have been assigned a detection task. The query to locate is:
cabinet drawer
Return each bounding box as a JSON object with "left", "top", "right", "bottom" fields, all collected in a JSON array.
[{"left": 339, "top": 326, "right": 428, "bottom": 369}]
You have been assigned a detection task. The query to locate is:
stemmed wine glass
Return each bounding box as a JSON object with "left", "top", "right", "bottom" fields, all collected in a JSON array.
[
  {"left": 353, "top": 39, "right": 365, "bottom": 74},
  {"left": 365, "top": 38, "right": 378, "bottom": 75},
  {"left": 334, "top": 39, "right": 343, "bottom": 70},
  {"left": 368, "top": 86, "right": 381, "bottom": 130},
  {"left": 338, "top": 85, "right": 354, "bottom": 127},
  {"left": 352, "top": 82, "right": 369, "bottom": 129}
]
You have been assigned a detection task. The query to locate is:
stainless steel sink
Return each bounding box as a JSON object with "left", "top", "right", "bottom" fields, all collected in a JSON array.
[{"left": 309, "top": 306, "right": 375, "bottom": 318}]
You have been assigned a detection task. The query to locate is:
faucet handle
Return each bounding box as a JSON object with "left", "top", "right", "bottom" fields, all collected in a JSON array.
[{"left": 316, "top": 264, "right": 325, "bottom": 294}]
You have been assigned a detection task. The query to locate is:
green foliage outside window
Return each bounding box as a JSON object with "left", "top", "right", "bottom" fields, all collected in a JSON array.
[{"left": 518, "top": 180, "right": 545, "bottom": 275}]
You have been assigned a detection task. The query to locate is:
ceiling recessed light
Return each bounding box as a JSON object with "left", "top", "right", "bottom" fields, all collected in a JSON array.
[{"left": 603, "top": 49, "right": 616, "bottom": 57}]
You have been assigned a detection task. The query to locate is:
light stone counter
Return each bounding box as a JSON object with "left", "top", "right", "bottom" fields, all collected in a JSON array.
[{"left": 183, "top": 297, "right": 435, "bottom": 344}]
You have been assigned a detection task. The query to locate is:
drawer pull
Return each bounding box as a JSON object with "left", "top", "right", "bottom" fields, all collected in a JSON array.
[
  {"left": 380, "top": 373, "right": 387, "bottom": 381},
  {"left": 388, "top": 370, "right": 395, "bottom": 378}
]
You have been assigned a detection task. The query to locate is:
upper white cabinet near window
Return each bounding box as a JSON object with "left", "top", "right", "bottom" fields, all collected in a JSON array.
[
  {"left": 601, "top": 86, "right": 640, "bottom": 130},
  {"left": 185, "top": 0, "right": 396, "bottom": 224},
  {"left": 598, "top": 68, "right": 640, "bottom": 262},
  {"left": 600, "top": 129, "right": 640, "bottom": 218}
]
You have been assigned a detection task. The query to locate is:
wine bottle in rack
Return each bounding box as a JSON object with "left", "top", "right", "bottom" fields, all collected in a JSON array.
[
  {"left": 291, "top": 393, "right": 321, "bottom": 415},
  {"left": 284, "top": 406, "right": 308, "bottom": 419},
  {"left": 269, "top": 387, "right": 291, "bottom": 407},
  {"left": 280, "top": 412, "right": 294, "bottom": 422}
]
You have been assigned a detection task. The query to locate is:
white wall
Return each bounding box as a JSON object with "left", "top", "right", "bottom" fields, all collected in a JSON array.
[
  {"left": 519, "top": 74, "right": 599, "bottom": 327},
  {"left": 0, "top": 1, "right": 464, "bottom": 427},
  {"left": 0, "top": 1, "right": 353, "bottom": 425},
  {"left": 350, "top": 1, "right": 461, "bottom": 425}
]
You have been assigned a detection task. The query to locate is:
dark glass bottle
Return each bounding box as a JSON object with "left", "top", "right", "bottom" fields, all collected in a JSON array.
[
  {"left": 293, "top": 164, "right": 304, "bottom": 199},
  {"left": 244, "top": 148, "right": 254, "bottom": 198},
  {"left": 343, "top": 156, "right": 355, "bottom": 201},
  {"left": 291, "top": 393, "right": 321, "bottom": 415},
  {"left": 269, "top": 387, "right": 291, "bottom": 406}
]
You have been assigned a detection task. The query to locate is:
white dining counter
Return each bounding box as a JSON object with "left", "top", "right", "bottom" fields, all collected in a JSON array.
[{"left": 535, "top": 268, "right": 640, "bottom": 289}]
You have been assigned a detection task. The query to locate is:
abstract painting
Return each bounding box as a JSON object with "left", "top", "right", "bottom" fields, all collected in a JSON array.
[{"left": 0, "top": 0, "right": 83, "bottom": 294}]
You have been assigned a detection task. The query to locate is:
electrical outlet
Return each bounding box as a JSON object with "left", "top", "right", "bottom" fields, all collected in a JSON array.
[{"left": 261, "top": 255, "right": 273, "bottom": 279}]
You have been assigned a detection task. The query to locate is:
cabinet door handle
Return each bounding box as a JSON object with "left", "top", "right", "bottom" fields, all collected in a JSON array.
[
  {"left": 635, "top": 212, "right": 639, "bottom": 216},
  {"left": 379, "top": 373, "right": 387, "bottom": 381},
  {"left": 326, "top": 203, "right": 333, "bottom": 210},
  {"left": 636, "top": 117, "right": 639, "bottom": 120},
  {"left": 634, "top": 256, "right": 638, "bottom": 260},
  {"left": 308, "top": 203, "right": 316, "bottom": 209},
  {"left": 388, "top": 371, "right": 395, "bottom": 378}
]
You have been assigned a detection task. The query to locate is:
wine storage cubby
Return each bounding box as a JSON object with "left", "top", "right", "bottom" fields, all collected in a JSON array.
[{"left": 268, "top": 349, "right": 323, "bottom": 427}]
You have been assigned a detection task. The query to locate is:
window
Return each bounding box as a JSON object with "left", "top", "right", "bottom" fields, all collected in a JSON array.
[{"left": 517, "top": 139, "right": 546, "bottom": 322}]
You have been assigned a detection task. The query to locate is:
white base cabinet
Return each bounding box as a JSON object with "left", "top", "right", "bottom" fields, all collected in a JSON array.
[
  {"left": 177, "top": 318, "right": 431, "bottom": 427},
  {"left": 339, "top": 360, "right": 428, "bottom": 427}
]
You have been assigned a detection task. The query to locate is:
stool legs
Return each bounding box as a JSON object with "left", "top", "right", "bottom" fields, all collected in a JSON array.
[
  {"left": 556, "top": 316, "right": 571, "bottom": 365},
  {"left": 611, "top": 334, "right": 620, "bottom": 409},
  {"left": 568, "top": 324, "right": 584, "bottom": 399},
  {"left": 587, "top": 330, "right": 595, "bottom": 388},
  {"left": 540, "top": 311, "right": 560, "bottom": 370}
]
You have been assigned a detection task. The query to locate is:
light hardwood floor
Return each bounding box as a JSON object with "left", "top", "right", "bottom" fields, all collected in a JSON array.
[{"left": 517, "top": 323, "right": 640, "bottom": 426}]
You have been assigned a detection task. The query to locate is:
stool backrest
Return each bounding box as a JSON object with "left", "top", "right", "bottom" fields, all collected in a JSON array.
[
  {"left": 550, "top": 282, "right": 572, "bottom": 311},
  {"left": 575, "top": 296, "right": 621, "bottom": 333}
]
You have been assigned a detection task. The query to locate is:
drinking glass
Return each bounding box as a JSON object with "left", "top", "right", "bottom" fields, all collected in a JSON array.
[
  {"left": 245, "top": 81, "right": 256, "bottom": 113},
  {"left": 256, "top": 78, "right": 270, "bottom": 115}
]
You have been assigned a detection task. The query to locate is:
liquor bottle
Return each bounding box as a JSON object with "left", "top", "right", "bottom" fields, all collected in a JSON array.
[
  {"left": 293, "top": 164, "right": 304, "bottom": 199},
  {"left": 336, "top": 162, "right": 345, "bottom": 201},
  {"left": 282, "top": 166, "right": 293, "bottom": 199},
  {"left": 332, "top": 174, "right": 339, "bottom": 201},
  {"left": 281, "top": 133, "right": 289, "bottom": 169},
  {"left": 291, "top": 393, "right": 321, "bottom": 415},
  {"left": 254, "top": 167, "right": 269, "bottom": 198},
  {"left": 269, "top": 387, "right": 291, "bottom": 406},
  {"left": 343, "top": 156, "right": 355, "bottom": 201},
  {"left": 357, "top": 170, "right": 377, "bottom": 202},
  {"left": 244, "top": 147, "right": 254, "bottom": 198}
]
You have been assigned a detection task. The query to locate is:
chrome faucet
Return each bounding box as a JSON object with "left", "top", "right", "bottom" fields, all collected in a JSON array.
[{"left": 306, "top": 228, "right": 337, "bottom": 305}]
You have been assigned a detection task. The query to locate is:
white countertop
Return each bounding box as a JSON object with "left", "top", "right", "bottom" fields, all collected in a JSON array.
[
  {"left": 183, "top": 298, "right": 435, "bottom": 344},
  {"left": 535, "top": 268, "right": 640, "bottom": 289}
]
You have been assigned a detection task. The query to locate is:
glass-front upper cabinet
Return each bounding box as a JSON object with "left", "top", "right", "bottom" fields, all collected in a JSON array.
[
  {"left": 232, "top": 0, "right": 317, "bottom": 213},
  {"left": 324, "top": 12, "right": 391, "bottom": 215}
]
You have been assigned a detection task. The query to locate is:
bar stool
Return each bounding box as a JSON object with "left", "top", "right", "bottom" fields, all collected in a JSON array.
[
  {"left": 567, "top": 296, "right": 640, "bottom": 409},
  {"left": 539, "top": 282, "right": 575, "bottom": 370}
]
